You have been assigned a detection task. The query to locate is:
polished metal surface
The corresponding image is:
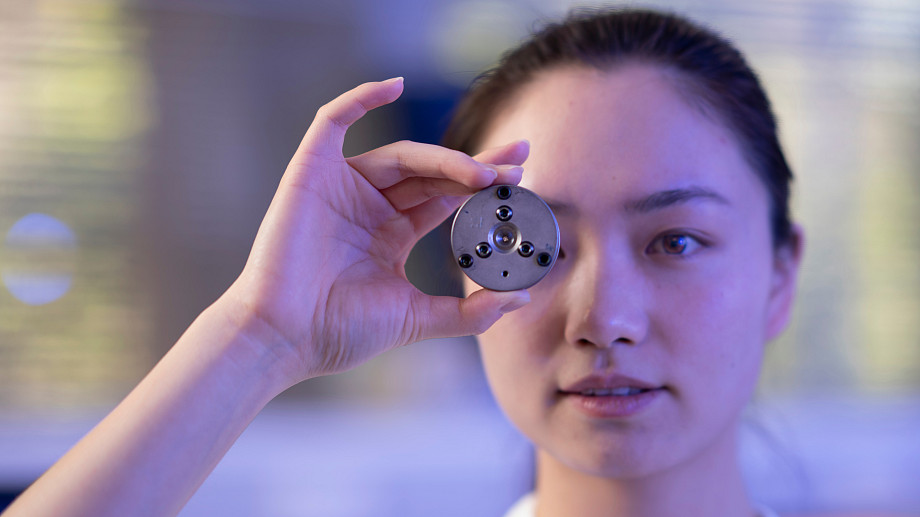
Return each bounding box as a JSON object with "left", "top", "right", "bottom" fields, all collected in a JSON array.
[{"left": 451, "top": 185, "right": 559, "bottom": 291}]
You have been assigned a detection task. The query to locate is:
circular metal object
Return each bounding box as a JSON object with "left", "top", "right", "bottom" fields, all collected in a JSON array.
[
  {"left": 475, "top": 242, "right": 492, "bottom": 258},
  {"left": 495, "top": 205, "right": 513, "bottom": 221},
  {"left": 451, "top": 185, "right": 560, "bottom": 291}
]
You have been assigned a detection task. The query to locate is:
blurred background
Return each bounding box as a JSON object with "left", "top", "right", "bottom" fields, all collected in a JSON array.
[{"left": 0, "top": 0, "right": 918, "bottom": 515}]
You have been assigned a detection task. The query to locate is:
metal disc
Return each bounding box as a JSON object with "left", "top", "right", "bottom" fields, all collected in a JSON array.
[{"left": 451, "top": 185, "right": 560, "bottom": 291}]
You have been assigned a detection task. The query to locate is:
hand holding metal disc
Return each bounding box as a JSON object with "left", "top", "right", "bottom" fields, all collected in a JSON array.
[{"left": 451, "top": 185, "right": 560, "bottom": 291}]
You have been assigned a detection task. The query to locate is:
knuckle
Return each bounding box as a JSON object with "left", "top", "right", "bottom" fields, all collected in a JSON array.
[
  {"left": 354, "top": 95, "right": 372, "bottom": 115},
  {"left": 448, "top": 148, "right": 474, "bottom": 165},
  {"left": 314, "top": 103, "right": 332, "bottom": 120},
  {"left": 395, "top": 152, "right": 411, "bottom": 176},
  {"left": 315, "top": 103, "right": 346, "bottom": 129},
  {"left": 421, "top": 179, "right": 440, "bottom": 199}
]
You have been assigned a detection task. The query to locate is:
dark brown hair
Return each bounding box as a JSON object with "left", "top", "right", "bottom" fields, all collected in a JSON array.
[{"left": 442, "top": 8, "right": 794, "bottom": 246}]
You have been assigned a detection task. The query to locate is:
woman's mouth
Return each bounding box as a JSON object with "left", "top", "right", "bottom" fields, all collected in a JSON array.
[
  {"left": 558, "top": 384, "right": 667, "bottom": 418},
  {"left": 571, "top": 387, "right": 651, "bottom": 396}
]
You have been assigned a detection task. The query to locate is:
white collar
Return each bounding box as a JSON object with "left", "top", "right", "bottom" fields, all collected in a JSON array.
[{"left": 502, "top": 493, "right": 780, "bottom": 517}]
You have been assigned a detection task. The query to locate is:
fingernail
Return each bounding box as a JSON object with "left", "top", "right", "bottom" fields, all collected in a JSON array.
[
  {"left": 507, "top": 139, "right": 529, "bottom": 150},
  {"left": 384, "top": 76, "right": 404, "bottom": 84},
  {"left": 499, "top": 290, "right": 531, "bottom": 314},
  {"left": 495, "top": 164, "right": 524, "bottom": 175}
]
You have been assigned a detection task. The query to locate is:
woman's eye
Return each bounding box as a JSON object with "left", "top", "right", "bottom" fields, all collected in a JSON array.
[
  {"left": 649, "top": 233, "right": 702, "bottom": 256},
  {"left": 663, "top": 234, "right": 689, "bottom": 254}
]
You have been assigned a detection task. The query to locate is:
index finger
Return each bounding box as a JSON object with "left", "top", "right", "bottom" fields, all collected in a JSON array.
[
  {"left": 296, "top": 77, "right": 405, "bottom": 161},
  {"left": 472, "top": 139, "right": 531, "bottom": 167}
]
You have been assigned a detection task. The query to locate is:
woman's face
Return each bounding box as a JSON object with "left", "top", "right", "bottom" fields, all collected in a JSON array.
[{"left": 472, "top": 65, "right": 801, "bottom": 478}]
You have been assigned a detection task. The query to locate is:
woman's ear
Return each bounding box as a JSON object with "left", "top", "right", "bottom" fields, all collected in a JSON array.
[{"left": 765, "top": 223, "right": 805, "bottom": 341}]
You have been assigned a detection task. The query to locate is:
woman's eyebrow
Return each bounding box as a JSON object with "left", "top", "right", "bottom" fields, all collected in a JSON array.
[
  {"left": 623, "top": 186, "right": 731, "bottom": 214},
  {"left": 543, "top": 186, "right": 730, "bottom": 216}
]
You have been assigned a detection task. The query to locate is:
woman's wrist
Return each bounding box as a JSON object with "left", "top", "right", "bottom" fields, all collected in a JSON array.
[{"left": 198, "top": 290, "right": 309, "bottom": 402}]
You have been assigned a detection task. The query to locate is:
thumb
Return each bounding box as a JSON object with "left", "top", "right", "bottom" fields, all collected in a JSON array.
[{"left": 414, "top": 288, "right": 531, "bottom": 341}]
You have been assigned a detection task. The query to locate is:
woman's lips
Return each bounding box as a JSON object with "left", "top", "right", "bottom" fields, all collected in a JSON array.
[
  {"left": 559, "top": 387, "right": 666, "bottom": 418},
  {"left": 560, "top": 373, "right": 662, "bottom": 393}
]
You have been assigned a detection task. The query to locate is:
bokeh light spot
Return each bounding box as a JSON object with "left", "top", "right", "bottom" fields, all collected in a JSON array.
[{"left": 2, "top": 213, "right": 77, "bottom": 305}]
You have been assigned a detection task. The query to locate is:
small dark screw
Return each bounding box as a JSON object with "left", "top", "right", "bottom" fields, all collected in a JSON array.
[
  {"left": 475, "top": 242, "right": 492, "bottom": 258},
  {"left": 536, "top": 252, "right": 552, "bottom": 267},
  {"left": 496, "top": 205, "right": 512, "bottom": 221},
  {"left": 518, "top": 241, "right": 534, "bottom": 257},
  {"left": 496, "top": 185, "right": 512, "bottom": 200},
  {"left": 501, "top": 270, "right": 509, "bottom": 278},
  {"left": 458, "top": 254, "right": 473, "bottom": 268}
]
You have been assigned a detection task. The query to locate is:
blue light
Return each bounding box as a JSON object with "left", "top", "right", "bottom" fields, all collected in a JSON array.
[{"left": 2, "top": 213, "right": 77, "bottom": 305}]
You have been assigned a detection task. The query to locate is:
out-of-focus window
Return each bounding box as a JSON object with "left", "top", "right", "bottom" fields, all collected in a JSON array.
[
  {"left": 724, "top": 0, "right": 920, "bottom": 395},
  {"left": 0, "top": 1, "right": 154, "bottom": 410}
]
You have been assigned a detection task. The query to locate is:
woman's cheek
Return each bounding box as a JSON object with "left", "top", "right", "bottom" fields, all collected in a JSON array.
[
  {"left": 667, "top": 277, "right": 767, "bottom": 402},
  {"left": 479, "top": 300, "right": 556, "bottom": 396}
]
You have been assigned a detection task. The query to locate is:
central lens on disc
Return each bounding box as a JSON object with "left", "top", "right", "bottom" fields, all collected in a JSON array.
[{"left": 490, "top": 223, "right": 519, "bottom": 252}]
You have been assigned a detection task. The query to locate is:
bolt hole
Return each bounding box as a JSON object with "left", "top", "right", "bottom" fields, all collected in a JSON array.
[
  {"left": 501, "top": 270, "right": 509, "bottom": 277},
  {"left": 518, "top": 241, "right": 534, "bottom": 257}
]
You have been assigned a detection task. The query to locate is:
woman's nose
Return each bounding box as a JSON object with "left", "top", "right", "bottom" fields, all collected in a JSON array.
[{"left": 562, "top": 249, "right": 649, "bottom": 349}]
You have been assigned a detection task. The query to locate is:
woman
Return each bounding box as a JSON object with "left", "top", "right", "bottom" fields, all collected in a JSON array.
[
  {"left": 3, "top": 8, "right": 804, "bottom": 517},
  {"left": 443, "top": 10, "right": 804, "bottom": 517}
]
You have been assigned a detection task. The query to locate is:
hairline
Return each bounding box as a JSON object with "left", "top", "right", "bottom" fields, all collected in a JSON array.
[{"left": 474, "top": 60, "right": 746, "bottom": 154}]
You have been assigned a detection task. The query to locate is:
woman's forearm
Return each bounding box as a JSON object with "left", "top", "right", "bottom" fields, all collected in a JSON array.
[{"left": 3, "top": 296, "right": 293, "bottom": 517}]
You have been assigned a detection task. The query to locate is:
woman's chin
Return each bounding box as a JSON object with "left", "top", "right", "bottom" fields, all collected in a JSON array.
[{"left": 539, "top": 440, "right": 676, "bottom": 481}]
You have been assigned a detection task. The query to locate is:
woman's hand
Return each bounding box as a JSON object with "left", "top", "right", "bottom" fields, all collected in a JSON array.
[{"left": 222, "top": 78, "right": 531, "bottom": 385}]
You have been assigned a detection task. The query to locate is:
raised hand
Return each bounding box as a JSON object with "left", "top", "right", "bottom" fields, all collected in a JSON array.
[{"left": 222, "top": 78, "right": 531, "bottom": 385}]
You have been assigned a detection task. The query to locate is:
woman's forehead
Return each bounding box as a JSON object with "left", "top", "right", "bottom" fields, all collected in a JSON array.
[{"left": 479, "top": 65, "right": 761, "bottom": 214}]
